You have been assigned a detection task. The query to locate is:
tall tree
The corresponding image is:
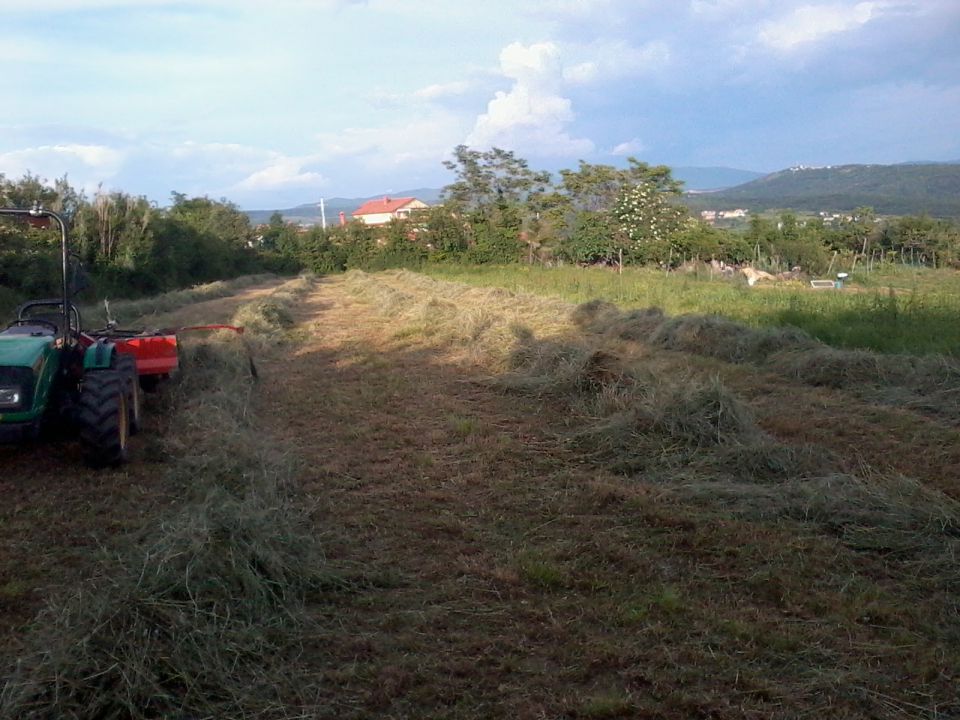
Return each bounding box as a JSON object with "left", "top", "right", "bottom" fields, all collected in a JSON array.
[{"left": 442, "top": 145, "right": 551, "bottom": 214}]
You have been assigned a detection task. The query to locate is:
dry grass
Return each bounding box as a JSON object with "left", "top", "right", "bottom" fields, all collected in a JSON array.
[
  {"left": 13, "top": 269, "right": 953, "bottom": 718},
  {"left": 1, "top": 276, "right": 333, "bottom": 720},
  {"left": 343, "top": 269, "right": 570, "bottom": 369},
  {"left": 567, "top": 296, "right": 960, "bottom": 424},
  {"left": 196, "top": 269, "right": 959, "bottom": 719},
  {"left": 348, "top": 268, "right": 960, "bottom": 564},
  {"left": 81, "top": 273, "right": 279, "bottom": 327},
  {"left": 0, "top": 490, "right": 326, "bottom": 718}
]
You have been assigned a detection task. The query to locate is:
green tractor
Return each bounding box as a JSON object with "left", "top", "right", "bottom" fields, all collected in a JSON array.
[{"left": 0, "top": 205, "right": 141, "bottom": 467}]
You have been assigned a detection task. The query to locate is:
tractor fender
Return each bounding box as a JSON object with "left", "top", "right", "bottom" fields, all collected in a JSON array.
[{"left": 83, "top": 339, "right": 117, "bottom": 370}]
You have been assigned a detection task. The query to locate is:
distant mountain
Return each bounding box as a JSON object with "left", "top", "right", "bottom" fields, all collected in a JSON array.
[
  {"left": 672, "top": 166, "right": 765, "bottom": 191},
  {"left": 682, "top": 163, "right": 960, "bottom": 217},
  {"left": 246, "top": 188, "right": 444, "bottom": 225}
]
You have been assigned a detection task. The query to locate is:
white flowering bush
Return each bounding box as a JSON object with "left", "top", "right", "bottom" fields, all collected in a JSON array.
[{"left": 614, "top": 182, "right": 687, "bottom": 264}]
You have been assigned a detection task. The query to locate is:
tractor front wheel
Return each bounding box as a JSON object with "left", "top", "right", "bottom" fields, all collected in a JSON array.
[{"left": 78, "top": 370, "right": 130, "bottom": 468}]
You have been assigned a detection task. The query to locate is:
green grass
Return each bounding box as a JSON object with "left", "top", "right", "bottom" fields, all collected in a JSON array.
[{"left": 424, "top": 264, "right": 960, "bottom": 355}]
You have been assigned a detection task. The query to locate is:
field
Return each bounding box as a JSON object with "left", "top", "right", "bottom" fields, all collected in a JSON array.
[
  {"left": 425, "top": 264, "right": 960, "bottom": 356},
  {"left": 2, "top": 270, "right": 959, "bottom": 718}
]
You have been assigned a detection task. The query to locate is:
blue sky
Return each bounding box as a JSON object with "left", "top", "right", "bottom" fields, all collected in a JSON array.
[{"left": 2, "top": 0, "right": 958, "bottom": 209}]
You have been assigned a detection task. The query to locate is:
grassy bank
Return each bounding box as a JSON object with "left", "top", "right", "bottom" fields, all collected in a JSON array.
[{"left": 424, "top": 264, "right": 960, "bottom": 356}]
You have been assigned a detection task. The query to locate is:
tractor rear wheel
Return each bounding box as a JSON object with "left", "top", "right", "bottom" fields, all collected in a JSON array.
[
  {"left": 114, "top": 354, "right": 142, "bottom": 434},
  {"left": 78, "top": 370, "right": 130, "bottom": 468}
]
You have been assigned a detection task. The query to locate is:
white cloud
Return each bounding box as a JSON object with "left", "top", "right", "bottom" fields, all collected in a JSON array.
[
  {"left": 413, "top": 81, "right": 471, "bottom": 100},
  {"left": 467, "top": 42, "right": 594, "bottom": 157},
  {"left": 170, "top": 141, "right": 273, "bottom": 172},
  {"left": 612, "top": 138, "right": 645, "bottom": 156},
  {"left": 562, "top": 40, "right": 670, "bottom": 85},
  {"left": 759, "top": 2, "right": 887, "bottom": 51},
  {"left": 233, "top": 157, "right": 326, "bottom": 192},
  {"left": 315, "top": 112, "right": 466, "bottom": 168},
  {"left": 0, "top": 144, "right": 125, "bottom": 177}
]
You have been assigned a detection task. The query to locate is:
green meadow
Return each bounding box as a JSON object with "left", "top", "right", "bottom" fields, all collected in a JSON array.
[{"left": 425, "top": 264, "right": 960, "bottom": 356}]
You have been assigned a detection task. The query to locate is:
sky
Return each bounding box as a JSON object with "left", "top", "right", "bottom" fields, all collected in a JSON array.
[{"left": 2, "top": 0, "right": 959, "bottom": 209}]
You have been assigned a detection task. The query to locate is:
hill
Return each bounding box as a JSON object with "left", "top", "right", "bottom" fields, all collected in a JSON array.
[{"left": 682, "top": 163, "right": 960, "bottom": 217}]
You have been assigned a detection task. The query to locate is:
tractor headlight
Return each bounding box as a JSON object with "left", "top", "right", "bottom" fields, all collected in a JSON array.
[{"left": 0, "top": 386, "right": 22, "bottom": 409}]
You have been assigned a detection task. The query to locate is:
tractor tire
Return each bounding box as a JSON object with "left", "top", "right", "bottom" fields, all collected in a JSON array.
[
  {"left": 78, "top": 370, "right": 130, "bottom": 468},
  {"left": 114, "top": 354, "right": 143, "bottom": 435},
  {"left": 139, "top": 375, "right": 162, "bottom": 393}
]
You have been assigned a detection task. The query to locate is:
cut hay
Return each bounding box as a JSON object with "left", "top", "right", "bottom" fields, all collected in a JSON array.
[
  {"left": 652, "top": 375, "right": 762, "bottom": 448},
  {"left": 690, "top": 440, "right": 837, "bottom": 483},
  {"left": 83, "top": 273, "right": 278, "bottom": 325},
  {"left": 570, "top": 299, "right": 623, "bottom": 331},
  {"left": 344, "top": 270, "right": 571, "bottom": 369},
  {"left": 0, "top": 490, "right": 326, "bottom": 719},
  {"left": 500, "top": 332, "right": 647, "bottom": 402},
  {"left": 772, "top": 346, "right": 894, "bottom": 388},
  {"left": 608, "top": 307, "right": 667, "bottom": 341},
  {"left": 648, "top": 314, "right": 817, "bottom": 363},
  {"left": 1, "top": 274, "right": 331, "bottom": 720},
  {"left": 568, "top": 374, "right": 766, "bottom": 473},
  {"left": 667, "top": 471, "right": 960, "bottom": 589}
]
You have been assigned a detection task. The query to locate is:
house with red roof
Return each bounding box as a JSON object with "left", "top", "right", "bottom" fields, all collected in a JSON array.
[{"left": 351, "top": 196, "right": 428, "bottom": 226}]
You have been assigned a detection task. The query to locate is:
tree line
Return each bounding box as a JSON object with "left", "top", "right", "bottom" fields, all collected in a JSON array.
[
  {"left": 265, "top": 145, "right": 960, "bottom": 276},
  {"left": 4, "top": 147, "right": 959, "bottom": 314},
  {"left": 1, "top": 173, "right": 285, "bottom": 313}
]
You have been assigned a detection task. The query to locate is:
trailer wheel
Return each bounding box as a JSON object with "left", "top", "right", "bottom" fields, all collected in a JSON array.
[
  {"left": 114, "top": 354, "right": 142, "bottom": 434},
  {"left": 78, "top": 370, "right": 129, "bottom": 468}
]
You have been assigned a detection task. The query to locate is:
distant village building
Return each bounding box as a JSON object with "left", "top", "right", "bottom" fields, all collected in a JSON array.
[
  {"left": 351, "top": 196, "right": 429, "bottom": 226},
  {"left": 700, "top": 208, "right": 748, "bottom": 224}
]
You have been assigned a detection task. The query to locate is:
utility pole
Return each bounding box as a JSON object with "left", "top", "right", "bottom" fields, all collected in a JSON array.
[{"left": 320, "top": 197, "right": 327, "bottom": 230}]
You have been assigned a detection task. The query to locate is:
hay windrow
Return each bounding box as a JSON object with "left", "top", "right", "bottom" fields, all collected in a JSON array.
[
  {"left": 609, "top": 306, "right": 667, "bottom": 341},
  {"left": 81, "top": 272, "right": 279, "bottom": 325},
  {"left": 1, "top": 275, "right": 334, "bottom": 720},
  {"left": 1, "top": 490, "right": 326, "bottom": 718},
  {"left": 343, "top": 272, "right": 960, "bottom": 570},
  {"left": 653, "top": 375, "right": 761, "bottom": 447},
  {"left": 648, "top": 315, "right": 820, "bottom": 364},
  {"left": 572, "top": 297, "right": 960, "bottom": 424}
]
